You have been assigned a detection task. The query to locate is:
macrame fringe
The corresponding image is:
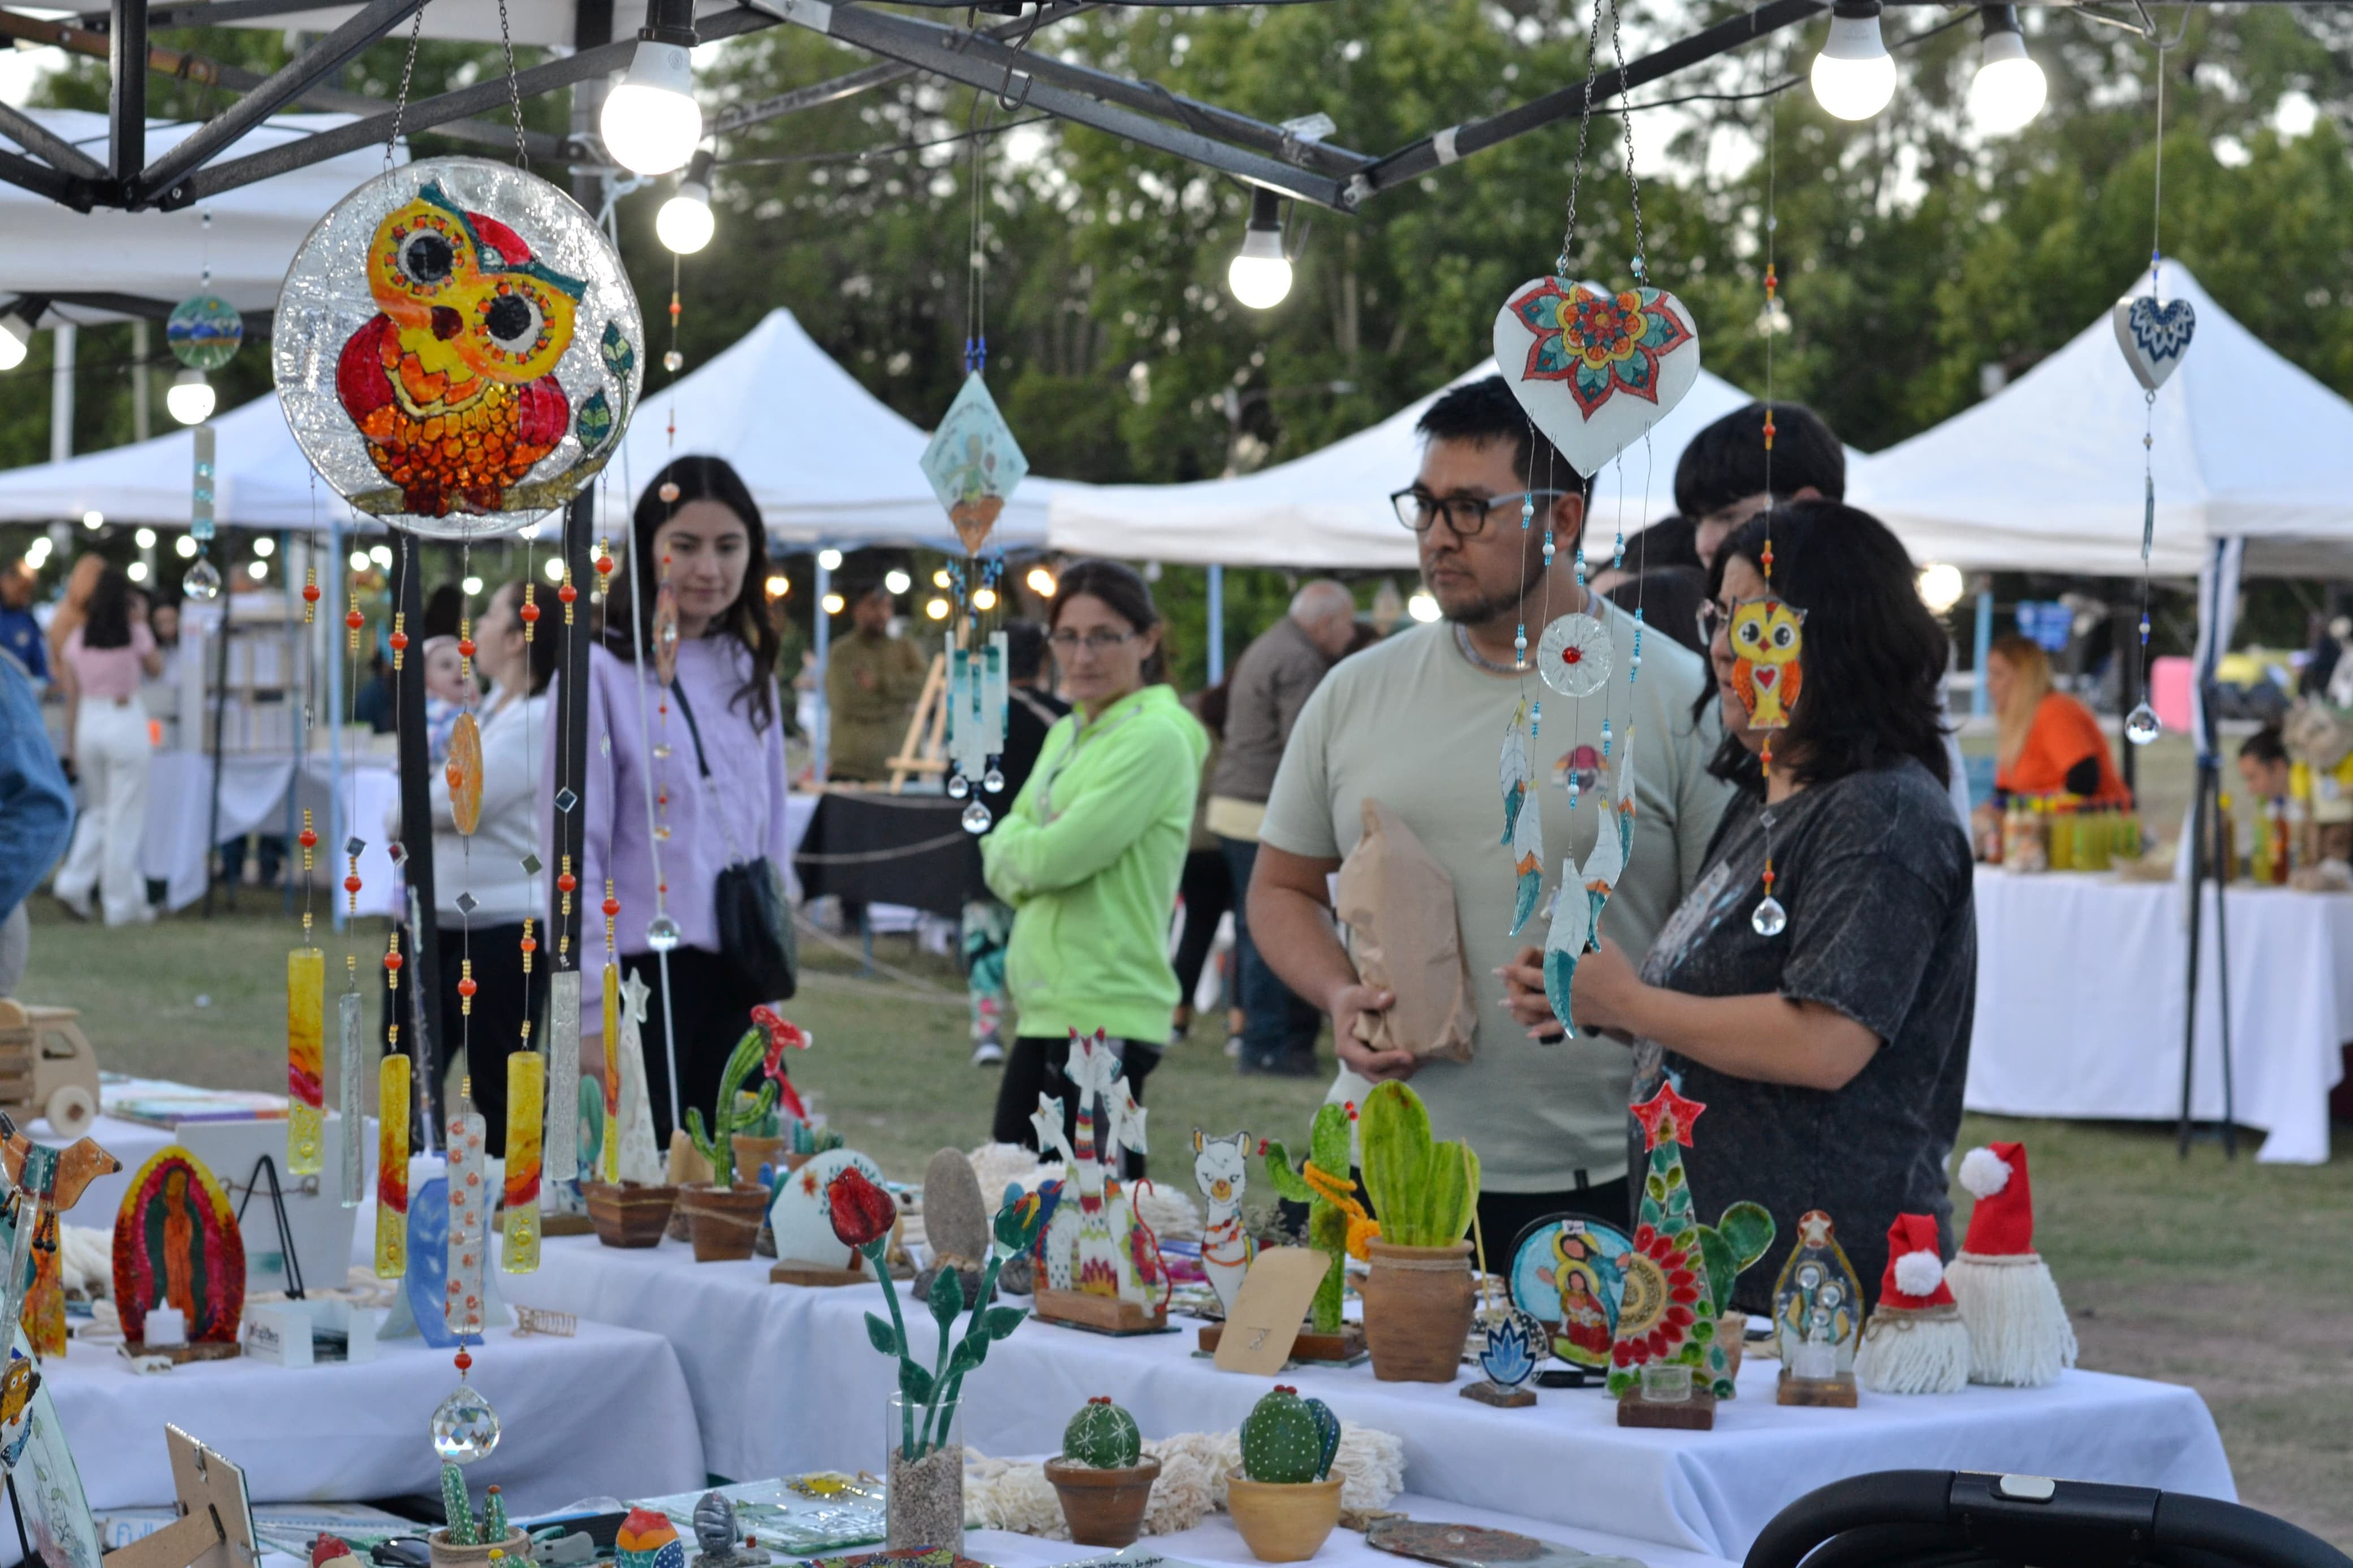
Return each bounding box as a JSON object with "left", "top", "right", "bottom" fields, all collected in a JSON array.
[
  {"left": 1947, "top": 1250, "right": 2077, "bottom": 1388},
  {"left": 1855, "top": 1304, "right": 1971, "bottom": 1395}
]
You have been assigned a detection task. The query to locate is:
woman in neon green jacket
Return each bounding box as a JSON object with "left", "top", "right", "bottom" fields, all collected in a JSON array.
[{"left": 983, "top": 560, "right": 1208, "bottom": 1175}]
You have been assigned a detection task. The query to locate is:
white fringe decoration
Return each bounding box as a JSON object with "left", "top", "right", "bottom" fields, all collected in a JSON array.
[
  {"left": 1855, "top": 1304, "right": 1971, "bottom": 1394},
  {"left": 1891, "top": 1250, "right": 1944, "bottom": 1298},
  {"left": 1958, "top": 1146, "right": 2011, "bottom": 1198},
  {"left": 1947, "top": 1250, "right": 2076, "bottom": 1387},
  {"left": 61, "top": 1224, "right": 110, "bottom": 1299}
]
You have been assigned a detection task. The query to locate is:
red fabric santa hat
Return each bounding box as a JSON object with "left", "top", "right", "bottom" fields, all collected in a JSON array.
[
  {"left": 1876, "top": 1213, "right": 1956, "bottom": 1309},
  {"left": 1957, "top": 1142, "right": 2035, "bottom": 1257}
]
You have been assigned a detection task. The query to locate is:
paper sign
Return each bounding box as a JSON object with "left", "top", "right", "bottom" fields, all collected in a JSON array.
[{"left": 1212, "top": 1247, "right": 1331, "bottom": 1375}]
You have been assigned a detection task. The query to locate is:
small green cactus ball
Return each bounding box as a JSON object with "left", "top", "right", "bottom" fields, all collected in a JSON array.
[
  {"left": 1063, "top": 1395, "right": 1143, "bottom": 1469},
  {"left": 1239, "top": 1385, "right": 1339, "bottom": 1485}
]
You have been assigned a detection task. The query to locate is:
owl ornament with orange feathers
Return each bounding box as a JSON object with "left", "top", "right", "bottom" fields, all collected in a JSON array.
[
  {"left": 1729, "top": 596, "right": 1805, "bottom": 730},
  {"left": 275, "top": 158, "right": 643, "bottom": 539}
]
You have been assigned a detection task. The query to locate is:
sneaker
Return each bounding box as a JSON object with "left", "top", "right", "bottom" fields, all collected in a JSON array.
[
  {"left": 970, "top": 1040, "right": 1006, "bottom": 1067},
  {"left": 54, "top": 891, "right": 91, "bottom": 923},
  {"left": 1223, "top": 1034, "right": 1243, "bottom": 1059}
]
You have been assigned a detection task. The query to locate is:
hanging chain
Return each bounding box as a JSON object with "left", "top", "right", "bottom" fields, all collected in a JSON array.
[
  {"left": 1557, "top": 0, "right": 1609, "bottom": 275},
  {"left": 498, "top": 0, "right": 530, "bottom": 167},
  {"left": 1605, "top": 0, "right": 1647, "bottom": 280},
  {"left": 385, "top": 6, "right": 426, "bottom": 169}
]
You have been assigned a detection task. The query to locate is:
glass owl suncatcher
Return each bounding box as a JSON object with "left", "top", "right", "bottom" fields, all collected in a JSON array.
[
  {"left": 921, "top": 372, "right": 1030, "bottom": 556},
  {"left": 274, "top": 158, "right": 644, "bottom": 539},
  {"left": 1729, "top": 597, "right": 1804, "bottom": 730}
]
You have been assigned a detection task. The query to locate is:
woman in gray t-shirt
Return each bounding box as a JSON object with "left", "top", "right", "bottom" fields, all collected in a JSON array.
[{"left": 1505, "top": 501, "right": 1973, "bottom": 1311}]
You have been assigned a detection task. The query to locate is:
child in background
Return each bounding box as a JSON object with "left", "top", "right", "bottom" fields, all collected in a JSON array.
[{"left": 421, "top": 635, "right": 473, "bottom": 763}]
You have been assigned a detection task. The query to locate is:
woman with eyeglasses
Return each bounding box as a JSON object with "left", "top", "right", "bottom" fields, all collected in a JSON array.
[
  {"left": 982, "top": 559, "right": 1208, "bottom": 1176},
  {"left": 1502, "top": 500, "right": 1975, "bottom": 1308}
]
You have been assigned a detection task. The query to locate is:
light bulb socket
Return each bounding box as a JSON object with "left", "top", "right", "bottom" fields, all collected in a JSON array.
[
  {"left": 1245, "top": 186, "right": 1284, "bottom": 237},
  {"left": 681, "top": 147, "right": 717, "bottom": 187},
  {"left": 1979, "top": 3, "right": 2024, "bottom": 40},
  {"left": 640, "top": 0, "right": 699, "bottom": 49}
]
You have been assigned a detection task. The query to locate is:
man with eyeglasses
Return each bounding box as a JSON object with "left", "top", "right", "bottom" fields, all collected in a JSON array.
[{"left": 1247, "top": 376, "right": 1733, "bottom": 1242}]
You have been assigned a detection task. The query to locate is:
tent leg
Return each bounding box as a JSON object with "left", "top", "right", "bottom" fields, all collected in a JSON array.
[
  {"left": 1970, "top": 588, "right": 1994, "bottom": 717},
  {"left": 2178, "top": 757, "right": 2209, "bottom": 1160},
  {"left": 2115, "top": 587, "right": 2140, "bottom": 801},
  {"left": 391, "top": 533, "right": 442, "bottom": 1152},
  {"left": 1206, "top": 564, "right": 1225, "bottom": 686},
  {"left": 813, "top": 553, "right": 832, "bottom": 781}
]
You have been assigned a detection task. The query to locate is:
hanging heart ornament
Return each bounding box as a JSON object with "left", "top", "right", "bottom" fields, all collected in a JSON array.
[
  {"left": 2111, "top": 293, "right": 2195, "bottom": 392},
  {"left": 1493, "top": 277, "right": 1701, "bottom": 478}
]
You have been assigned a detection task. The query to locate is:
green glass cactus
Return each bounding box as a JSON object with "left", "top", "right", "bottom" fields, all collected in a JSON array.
[
  {"left": 482, "top": 1487, "right": 507, "bottom": 1544},
  {"left": 1695, "top": 1200, "right": 1777, "bottom": 1334},
  {"left": 1358, "top": 1081, "right": 1478, "bottom": 1249},
  {"left": 683, "top": 1026, "right": 779, "bottom": 1190},
  {"left": 1238, "top": 1385, "right": 1339, "bottom": 1485},
  {"left": 1062, "top": 1395, "right": 1144, "bottom": 1468},
  {"left": 1262, "top": 1104, "right": 1355, "bottom": 1335},
  {"left": 439, "top": 1462, "right": 478, "bottom": 1545}
]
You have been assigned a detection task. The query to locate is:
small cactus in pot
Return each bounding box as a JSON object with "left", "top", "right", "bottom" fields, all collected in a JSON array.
[
  {"left": 1044, "top": 1396, "right": 1160, "bottom": 1547},
  {"left": 1226, "top": 1385, "right": 1345, "bottom": 1563}
]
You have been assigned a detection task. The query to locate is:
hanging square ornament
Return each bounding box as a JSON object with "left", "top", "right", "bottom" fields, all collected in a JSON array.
[
  {"left": 273, "top": 157, "right": 645, "bottom": 539},
  {"left": 1729, "top": 597, "right": 1805, "bottom": 731},
  {"left": 920, "top": 371, "right": 1029, "bottom": 555},
  {"left": 2111, "top": 293, "right": 2195, "bottom": 392},
  {"left": 1493, "top": 278, "right": 1700, "bottom": 477}
]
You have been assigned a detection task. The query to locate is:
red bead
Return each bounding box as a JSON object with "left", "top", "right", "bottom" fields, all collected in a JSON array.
[
  {"left": 558, "top": 583, "right": 578, "bottom": 604},
  {"left": 519, "top": 936, "right": 537, "bottom": 954},
  {"left": 384, "top": 951, "right": 404, "bottom": 973},
  {"left": 520, "top": 602, "right": 540, "bottom": 624},
  {"left": 344, "top": 608, "right": 364, "bottom": 630},
  {"left": 301, "top": 583, "right": 321, "bottom": 604},
  {"left": 557, "top": 872, "right": 577, "bottom": 893},
  {"left": 601, "top": 895, "right": 619, "bottom": 918},
  {"left": 344, "top": 874, "right": 362, "bottom": 895},
  {"left": 390, "top": 629, "right": 410, "bottom": 652},
  {"left": 298, "top": 827, "right": 317, "bottom": 849},
  {"left": 457, "top": 638, "right": 476, "bottom": 659},
  {"left": 456, "top": 977, "right": 477, "bottom": 999},
  {"left": 594, "top": 555, "right": 614, "bottom": 577},
  {"left": 454, "top": 1350, "right": 472, "bottom": 1373}
]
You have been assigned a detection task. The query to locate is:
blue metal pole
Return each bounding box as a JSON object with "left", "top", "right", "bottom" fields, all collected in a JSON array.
[
  {"left": 1971, "top": 588, "right": 1995, "bottom": 716},
  {"left": 1205, "top": 563, "right": 1225, "bottom": 686},
  {"left": 813, "top": 553, "right": 833, "bottom": 780}
]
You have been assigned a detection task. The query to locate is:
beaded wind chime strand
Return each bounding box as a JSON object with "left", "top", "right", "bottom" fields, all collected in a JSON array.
[{"left": 1752, "top": 86, "right": 1790, "bottom": 941}]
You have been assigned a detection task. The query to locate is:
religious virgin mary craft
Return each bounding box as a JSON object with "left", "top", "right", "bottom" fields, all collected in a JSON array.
[{"left": 274, "top": 158, "right": 644, "bottom": 538}]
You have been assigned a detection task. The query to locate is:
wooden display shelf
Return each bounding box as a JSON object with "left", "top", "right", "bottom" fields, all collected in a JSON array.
[
  {"left": 1617, "top": 1389, "right": 1717, "bottom": 1430},
  {"left": 1195, "top": 1321, "right": 1367, "bottom": 1364},
  {"left": 1777, "top": 1368, "right": 1859, "bottom": 1407},
  {"left": 1035, "top": 1287, "right": 1167, "bottom": 1334}
]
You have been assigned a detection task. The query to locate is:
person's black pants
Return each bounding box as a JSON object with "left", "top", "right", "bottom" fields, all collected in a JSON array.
[
  {"left": 991, "top": 1034, "right": 1159, "bottom": 1180},
  {"left": 627, "top": 945, "right": 775, "bottom": 1146},
  {"left": 1170, "top": 848, "right": 1233, "bottom": 1017},
  {"left": 434, "top": 922, "right": 547, "bottom": 1159},
  {"left": 1219, "top": 836, "right": 1323, "bottom": 1070}
]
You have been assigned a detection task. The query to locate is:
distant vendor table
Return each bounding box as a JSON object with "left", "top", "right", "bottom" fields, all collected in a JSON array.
[
  {"left": 791, "top": 791, "right": 986, "bottom": 922},
  {"left": 506, "top": 1237, "right": 2234, "bottom": 1563},
  {"left": 1967, "top": 867, "right": 2353, "bottom": 1163},
  {"left": 49, "top": 1319, "right": 703, "bottom": 1517},
  {"left": 139, "top": 754, "right": 400, "bottom": 915}
]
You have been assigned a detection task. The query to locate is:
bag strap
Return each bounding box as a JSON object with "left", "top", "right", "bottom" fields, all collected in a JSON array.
[
  {"left": 669, "top": 678, "right": 713, "bottom": 780},
  {"left": 667, "top": 677, "right": 749, "bottom": 867}
]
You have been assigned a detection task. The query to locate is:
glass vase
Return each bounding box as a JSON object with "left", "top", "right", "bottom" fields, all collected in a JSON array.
[{"left": 885, "top": 1391, "right": 963, "bottom": 1549}]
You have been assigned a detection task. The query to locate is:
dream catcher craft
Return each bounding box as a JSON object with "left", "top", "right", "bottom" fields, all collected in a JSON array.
[{"left": 274, "top": 157, "right": 644, "bottom": 538}]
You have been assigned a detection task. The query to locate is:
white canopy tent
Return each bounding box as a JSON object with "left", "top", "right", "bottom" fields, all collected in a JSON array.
[
  {"left": 1046, "top": 361, "right": 1792, "bottom": 569},
  {"left": 1852, "top": 262, "right": 2353, "bottom": 579},
  {"left": 0, "top": 385, "right": 339, "bottom": 530}
]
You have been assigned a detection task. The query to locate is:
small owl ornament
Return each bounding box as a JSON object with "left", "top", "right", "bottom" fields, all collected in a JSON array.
[{"left": 1730, "top": 597, "right": 1805, "bottom": 731}]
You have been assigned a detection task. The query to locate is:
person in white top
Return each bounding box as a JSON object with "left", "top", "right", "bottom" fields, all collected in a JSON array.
[
  {"left": 425, "top": 578, "right": 553, "bottom": 1156},
  {"left": 53, "top": 566, "right": 161, "bottom": 926}
]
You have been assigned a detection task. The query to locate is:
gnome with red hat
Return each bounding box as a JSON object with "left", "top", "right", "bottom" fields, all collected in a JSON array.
[
  {"left": 1945, "top": 1142, "right": 2076, "bottom": 1387},
  {"left": 1855, "top": 1213, "right": 1971, "bottom": 1394}
]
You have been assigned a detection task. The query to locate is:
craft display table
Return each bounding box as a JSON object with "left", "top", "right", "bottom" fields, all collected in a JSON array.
[
  {"left": 504, "top": 1237, "right": 2235, "bottom": 1562},
  {"left": 791, "top": 791, "right": 988, "bottom": 922},
  {"left": 1966, "top": 867, "right": 2353, "bottom": 1162},
  {"left": 48, "top": 1320, "right": 704, "bottom": 1516}
]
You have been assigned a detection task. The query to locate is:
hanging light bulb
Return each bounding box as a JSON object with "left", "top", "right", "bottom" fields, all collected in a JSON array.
[
  {"left": 1811, "top": 0, "right": 1897, "bottom": 122},
  {"left": 601, "top": 0, "right": 703, "bottom": 176},
  {"left": 1226, "top": 188, "right": 1294, "bottom": 310},
  {"left": 817, "top": 548, "right": 844, "bottom": 572},
  {"left": 1969, "top": 5, "right": 2046, "bottom": 135},
  {"left": 0, "top": 302, "right": 36, "bottom": 373},
  {"left": 1025, "top": 564, "right": 1058, "bottom": 598},
  {"left": 166, "top": 369, "right": 216, "bottom": 426},
  {"left": 656, "top": 150, "right": 717, "bottom": 254}
]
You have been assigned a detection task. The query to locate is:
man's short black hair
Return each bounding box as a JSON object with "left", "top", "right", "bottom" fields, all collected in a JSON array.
[
  {"left": 1417, "top": 376, "right": 1597, "bottom": 504},
  {"left": 1673, "top": 401, "right": 1845, "bottom": 517},
  {"left": 2240, "top": 725, "right": 2289, "bottom": 767},
  {"left": 1004, "top": 619, "right": 1045, "bottom": 683}
]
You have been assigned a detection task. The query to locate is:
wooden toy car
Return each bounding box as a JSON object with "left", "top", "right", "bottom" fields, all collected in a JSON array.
[{"left": 0, "top": 1000, "right": 102, "bottom": 1137}]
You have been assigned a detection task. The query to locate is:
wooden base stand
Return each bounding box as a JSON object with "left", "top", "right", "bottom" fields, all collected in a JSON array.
[
  {"left": 1777, "top": 1368, "right": 1859, "bottom": 1407},
  {"left": 1615, "top": 1389, "right": 1717, "bottom": 1429},
  {"left": 1035, "top": 1287, "right": 1167, "bottom": 1334},
  {"left": 1195, "top": 1321, "right": 1367, "bottom": 1363},
  {"left": 770, "top": 1257, "right": 870, "bottom": 1288},
  {"left": 123, "top": 1340, "right": 240, "bottom": 1365},
  {"left": 1460, "top": 1380, "right": 1537, "bottom": 1408},
  {"left": 541, "top": 1212, "right": 594, "bottom": 1237}
]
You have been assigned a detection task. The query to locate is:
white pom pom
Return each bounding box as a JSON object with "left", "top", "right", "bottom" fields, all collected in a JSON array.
[
  {"left": 1958, "top": 1146, "right": 2011, "bottom": 1198},
  {"left": 1893, "top": 1249, "right": 1945, "bottom": 1298}
]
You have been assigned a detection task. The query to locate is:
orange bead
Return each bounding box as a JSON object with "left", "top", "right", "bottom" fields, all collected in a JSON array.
[
  {"left": 344, "top": 874, "right": 363, "bottom": 896},
  {"left": 557, "top": 871, "right": 577, "bottom": 893},
  {"left": 385, "top": 949, "right": 404, "bottom": 973},
  {"left": 456, "top": 976, "right": 477, "bottom": 999},
  {"left": 345, "top": 608, "right": 364, "bottom": 630},
  {"left": 457, "top": 638, "right": 476, "bottom": 659},
  {"left": 519, "top": 601, "right": 540, "bottom": 624},
  {"left": 601, "top": 895, "right": 619, "bottom": 918},
  {"left": 302, "top": 582, "right": 321, "bottom": 604},
  {"left": 558, "top": 582, "right": 578, "bottom": 604},
  {"left": 390, "top": 629, "right": 409, "bottom": 652},
  {"left": 298, "top": 827, "right": 318, "bottom": 849}
]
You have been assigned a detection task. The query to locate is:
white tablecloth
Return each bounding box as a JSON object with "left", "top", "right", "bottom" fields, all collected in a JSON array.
[
  {"left": 505, "top": 1238, "right": 2234, "bottom": 1562},
  {"left": 139, "top": 754, "right": 400, "bottom": 915},
  {"left": 1967, "top": 868, "right": 2353, "bottom": 1163},
  {"left": 50, "top": 1318, "right": 704, "bottom": 1515}
]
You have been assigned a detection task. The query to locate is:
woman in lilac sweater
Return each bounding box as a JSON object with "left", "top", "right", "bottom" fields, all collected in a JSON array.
[{"left": 561, "top": 457, "right": 793, "bottom": 1139}]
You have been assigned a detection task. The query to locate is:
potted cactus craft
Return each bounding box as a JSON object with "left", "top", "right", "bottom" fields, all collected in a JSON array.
[
  {"left": 1044, "top": 1396, "right": 1162, "bottom": 1547},
  {"left": 1223, "top": 1385, "right": 1343, "bottom": 1563},
  {"left": 426, "top": 1467, "right": 528, "bottom": 1568},
  {"left": 678, "top": 1009, "right": 807, "bottom": 1262},
  {"left": 1358, "top": 1082, "right": 1480, "bottom": 1383},
  {"left": 1262, "top": 1104, "right": 1376, "bottom": 1360}
]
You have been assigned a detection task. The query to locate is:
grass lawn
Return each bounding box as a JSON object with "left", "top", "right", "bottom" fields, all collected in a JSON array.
[{"left": 16, "top": 899, "right": 2350, "bottom": 1546}]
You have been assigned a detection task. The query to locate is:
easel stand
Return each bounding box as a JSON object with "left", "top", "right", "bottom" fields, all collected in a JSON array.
[
  {"left": 2177, "top": 678, "right": 2240, "bottom": 1160},
  {"left": 885, "top": 653, "right": 950, "bottom": 791},
  {"left": 98, "top": 1427, "right": 256, "bottom": 1568}
]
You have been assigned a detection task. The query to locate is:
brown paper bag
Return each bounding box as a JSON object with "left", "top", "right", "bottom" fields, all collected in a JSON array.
[{"left": 1333, "top": 798, "right": 1477, "bottom": 1062}]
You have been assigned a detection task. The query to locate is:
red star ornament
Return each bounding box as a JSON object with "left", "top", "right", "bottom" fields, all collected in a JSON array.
[{"left": 1631, "top": 1082, "right": 1706, "bottom": 1151}]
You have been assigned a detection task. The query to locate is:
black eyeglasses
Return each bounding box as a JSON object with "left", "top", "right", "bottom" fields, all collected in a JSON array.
[
  {"left": 1048, "top": 629, "right": 1136, "bottom": 653},
  {"left": 1697, "top": 602, "right": 1728, "bottom": 646},
  {"left": 1390, "top": 487, "right": 1571, "bottom": 539}
]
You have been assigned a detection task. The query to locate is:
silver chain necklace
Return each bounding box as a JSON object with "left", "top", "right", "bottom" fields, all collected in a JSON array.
[{"left": 1453, "top": 621, "right": 1526, "bottom": 677}]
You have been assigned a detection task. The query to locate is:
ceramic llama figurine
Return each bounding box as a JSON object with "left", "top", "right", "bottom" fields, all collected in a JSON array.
[
  {"left": 1192, "top": 1130, "right": 1255, "bottom": 1317},
  {"left": 1031, "top": 1031, "right": 1163, "bottom": 1311}
]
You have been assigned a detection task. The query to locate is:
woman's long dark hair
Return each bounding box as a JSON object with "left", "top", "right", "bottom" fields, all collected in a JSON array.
[
  {"left": 1051, "top": 559, "right": 1168, "bottom": 685},
  {"left": 81, "top": 567, "right": 133, "bottom": 650},
  {"left": 503, "top": 579, "right": 560, "bottom": 696},
  {"left": 607, "top": 455, "right": 779, "bottom": 730},
  {"left": 1705, "top": 500, "right": 1951, "bottom": 793}
]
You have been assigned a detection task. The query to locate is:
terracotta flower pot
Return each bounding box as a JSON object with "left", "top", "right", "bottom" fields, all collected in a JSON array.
[
  {"left": 1046, "top": 1455, "right": 1161, "bottom": 1548},
  {"left": 1224, "top": 1470, "right": 1343, "bottom": 1563},
  {"left": 429, "top": 1528, "right": 529, "bottom": 1568},
  {"left": 679, "top": 1181, "right": 770, "bottom": 1262},
  {"left": 584, "top": 1181, "right": 677, "bottom": 1249},
  {"left": 1361, "top": 1238, "right": 1475, "bottom": 1383},
  {"left": 732, "top": 1134, "right": 790, "bottom": 1182}
]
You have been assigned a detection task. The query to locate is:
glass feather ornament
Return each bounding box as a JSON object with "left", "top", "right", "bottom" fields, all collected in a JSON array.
[
  {"left": 502, "top": 1052, "right": 543, "bottom": 1273},
  {"left": 286, "top": 948, "right": 326, "bottom": 1175},
  {"left": 376, "top": 1052, "right": 411, "bottom": 1277}
]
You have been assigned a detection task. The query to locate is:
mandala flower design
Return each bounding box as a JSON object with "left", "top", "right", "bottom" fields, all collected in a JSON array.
[
  {"left": 1510, "top": 281, "right": 1696, "bottom": 418},
  {"left": 1609, "top": 1222, "right": 1705, "bottom": 1368},
  {"left": 1537, "top": 612, "right": 1613, "bottom": 697}
]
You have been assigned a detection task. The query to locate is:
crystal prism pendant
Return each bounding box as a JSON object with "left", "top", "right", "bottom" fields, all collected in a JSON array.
[
  {"left": 2124, "top": 702, "right": 2161, "bottom": 746},
  {"left": 961, "top": 800, "right": 993, "bottom": 834},
  {"left": 432, "top": 1381, "right": 501, "bottom": 1464},
  {"left": 183, "top": 558, "right": 223, "bottom": 602},
  {"left": 982, "top": 766, "right": 1005, "bottom": 794},
  {"left": 1751, "top": 896, "right": 1787, "bottom": 937},
  {"left": 644, "top": 913, "right": 682, "bottom": 952},
  {"left": 947, "top": 772, "right": 969, "bottom": 799}
]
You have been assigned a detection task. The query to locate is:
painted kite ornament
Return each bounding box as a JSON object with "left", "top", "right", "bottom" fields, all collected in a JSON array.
[
  {"left": 1493, "top": 277, "right": 1700, "bottom": 477},
  {"left": 921, "top": 372, "right": 1029, "bottom": 555},
  {"left": 1501, "top": 703, "right": 1543, "bottom": 935},
  {"left": 2111, "top": 291, "right": 2195, "bottom": 393},
  {"left": 274, "top": 157, "right": 643, "bottom": 538},
  {"left": 1729, "top": 597, "right": 1804, "bottom": 731}
]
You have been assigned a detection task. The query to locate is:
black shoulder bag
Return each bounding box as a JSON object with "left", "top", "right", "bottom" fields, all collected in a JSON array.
[{"left": 669, "top": 679, "right": 798, "bottom": 1001}]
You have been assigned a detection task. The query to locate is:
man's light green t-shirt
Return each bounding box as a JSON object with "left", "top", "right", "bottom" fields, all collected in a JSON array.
[{"left": 1259, "top": 602, "right": 1733, "bottom": 1193}]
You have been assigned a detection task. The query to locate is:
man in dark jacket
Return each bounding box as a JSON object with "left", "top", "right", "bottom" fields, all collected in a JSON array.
[{"left": 1205, "top": 580, "right": 1356, "bottom": 1075}]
